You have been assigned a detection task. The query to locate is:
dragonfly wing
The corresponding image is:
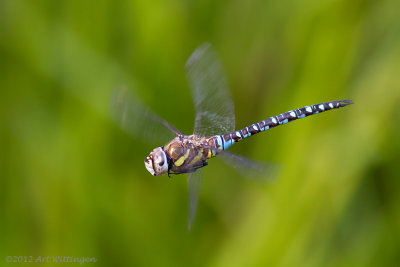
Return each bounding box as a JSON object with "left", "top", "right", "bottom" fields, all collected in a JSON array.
[
  {"left": 187, "top": 169, "right": 203, "bottom": 230},
  {"left": 218, "top": 150, "right": 282, "bottom": 182},
  {"left": 185, "top": 43, "right": 235, "bottom": 137},
  {"left": 110, "top": 86, "right": 182, "bottom": 144}
]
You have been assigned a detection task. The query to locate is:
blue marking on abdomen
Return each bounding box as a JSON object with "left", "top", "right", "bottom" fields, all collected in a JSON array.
[{"left": 218, "top": 100, "right": 352, "bottom": 150}]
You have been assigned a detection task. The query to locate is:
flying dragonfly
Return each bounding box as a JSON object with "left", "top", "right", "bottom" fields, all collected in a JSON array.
[{"left": 110, "top": 43, "right": 353, "bottom": 229}]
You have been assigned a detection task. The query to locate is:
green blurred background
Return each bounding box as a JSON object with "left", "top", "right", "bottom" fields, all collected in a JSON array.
[{"left": 1, "top": 0, "right": 400, "bottom": 266}]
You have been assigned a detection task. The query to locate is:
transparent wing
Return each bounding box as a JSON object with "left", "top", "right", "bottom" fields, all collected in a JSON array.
[
  {"left": 187, "top": 169, "right": 203, "bottom": 231},
  {"left": 185, "top": 43, "right": 235, "bottom": 137},
  {"left": 218, "top": 151, "right": 282, "bottom": 182},
  {"left": 110, "top": 86, "right": 182, "bottom": 144}
]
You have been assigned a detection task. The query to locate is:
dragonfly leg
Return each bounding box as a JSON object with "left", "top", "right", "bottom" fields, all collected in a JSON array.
[{"left": 169, "top": 161, "right": 208, "bottom": 175}]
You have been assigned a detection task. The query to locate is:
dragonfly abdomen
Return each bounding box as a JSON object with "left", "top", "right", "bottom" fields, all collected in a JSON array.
[{"left": 217, "top": 100, "right": 353, "bottom": 150}]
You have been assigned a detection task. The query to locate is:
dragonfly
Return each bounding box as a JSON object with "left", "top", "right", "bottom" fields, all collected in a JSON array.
[{"left": 110, "top": 43, "right": 353, "bottom": 229}]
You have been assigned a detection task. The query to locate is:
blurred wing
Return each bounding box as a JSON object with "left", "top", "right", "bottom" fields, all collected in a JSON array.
[
  {"left": 219, "top": 151, "right": 282, "bottom": 182},
  {"left": 187, "top": 169, "right": 203, "bottom": 230},
  {"left": 110, "top": 86, "right": 182, "bottom": 144},
  {"left": 185, "top": 43, "right": 235, "bottom": 137}
]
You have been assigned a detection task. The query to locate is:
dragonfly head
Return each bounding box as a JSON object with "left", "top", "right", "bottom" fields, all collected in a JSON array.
[{"left": 144, "top": 147, "right": 168, "bottom": 176}]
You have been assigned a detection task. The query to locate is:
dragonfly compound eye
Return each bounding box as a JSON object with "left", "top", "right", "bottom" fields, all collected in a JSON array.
[{"left": 145, "top": 147, "right": 168, "bottom": 176}]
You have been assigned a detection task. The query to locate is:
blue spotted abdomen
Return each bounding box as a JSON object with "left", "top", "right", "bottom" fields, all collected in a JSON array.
[{"left": 214, "top": 100, "right": 353, "bottom": 150}]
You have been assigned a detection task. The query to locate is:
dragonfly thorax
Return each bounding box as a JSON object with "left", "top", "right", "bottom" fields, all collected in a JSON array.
[{"left": 144, "top": 147, "right": 169, "bottom": 176}]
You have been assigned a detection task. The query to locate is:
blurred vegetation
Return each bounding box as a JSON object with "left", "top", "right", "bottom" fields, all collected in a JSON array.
[{"left": 1, "top": 0, "right": 400, "bottom": 266}]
